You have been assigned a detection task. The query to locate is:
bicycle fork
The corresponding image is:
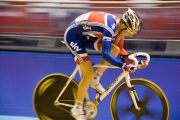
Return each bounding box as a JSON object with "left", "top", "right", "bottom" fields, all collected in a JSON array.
[{"left": 126, "top": 75, "right": 141, "bottom": 111}]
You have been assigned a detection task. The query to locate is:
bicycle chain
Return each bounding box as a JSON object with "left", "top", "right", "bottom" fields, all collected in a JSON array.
[{"left": 59, "top": 100, "right": 75, "bottom": 102}]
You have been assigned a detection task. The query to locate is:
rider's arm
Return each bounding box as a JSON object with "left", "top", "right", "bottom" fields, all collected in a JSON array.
[
  {"left": 102, "top": 39, "right": 136, "bottom": 73},
  {"left": 101, "top": 15, "right": 126, "bottom": 68},
  {"left": 101, "top": 37, "right": 125, "bottom": 68},
  {"left": 116, "top": 37, "right": 147, "bottom": 68},
  {"left": 101, "top": 14, "right": 135, "bottom": 71},
  {"left": 114, "top": 36, "right": 133, "bottom": 63}
]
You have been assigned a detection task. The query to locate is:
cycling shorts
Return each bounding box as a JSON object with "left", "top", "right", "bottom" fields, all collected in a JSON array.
[{"left": 64, "top": 25, "right": 102, "bottom": 65}]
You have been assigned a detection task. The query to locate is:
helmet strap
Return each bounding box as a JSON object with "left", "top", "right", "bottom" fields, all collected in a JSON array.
[{"left": 119, "top": 28, "right": 126, "bottom": 34}]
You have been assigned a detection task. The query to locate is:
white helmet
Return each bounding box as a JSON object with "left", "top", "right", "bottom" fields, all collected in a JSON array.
[{"left": 122, "top": 8, "right": 142, "bottom": 34}]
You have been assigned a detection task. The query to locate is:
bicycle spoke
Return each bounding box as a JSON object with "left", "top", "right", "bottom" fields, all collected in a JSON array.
[
  {"left": 146, "top": 109, "right": 162, "bottom": 119},
  {"left": 146, "top": 101, "right": 163, "bottom": 118},
  {"left": 111, "top": 79, "right": 169, "bottom": 120},
  {"left": 117, "top": 104, "right": 147, "bottom": 120},
  {"left": 116, "top": 105, "right": 134, "bottom": 118},
  {"left": 133, "top": 85, "right": 164, "bottom": 120},
  {"left": 141, "top": 87, "right": 156, "bottom": 103},
  {"left": 117, "top": 104, "right": 132, "bottom": 115}
]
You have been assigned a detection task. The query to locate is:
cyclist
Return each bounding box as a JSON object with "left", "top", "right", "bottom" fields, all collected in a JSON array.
[{"left": 64, "top": 8, "right": 147, "bottom": 120}]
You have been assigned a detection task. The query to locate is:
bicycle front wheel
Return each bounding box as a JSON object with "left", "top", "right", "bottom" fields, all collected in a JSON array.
[
  {"left": 33, "top": 73, "right": 78, "bottom": 120},
  {"left": 110, "top": 78, "right": 170, "bottom": 120}
]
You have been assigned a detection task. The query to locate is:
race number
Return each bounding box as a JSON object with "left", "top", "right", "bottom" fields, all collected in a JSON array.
[{"left": 75, "top": 12, "right": 91, "bottom": 26}]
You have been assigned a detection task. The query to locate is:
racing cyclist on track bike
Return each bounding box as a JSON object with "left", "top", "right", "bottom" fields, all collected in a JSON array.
[{"left": 64, "top": 8, "right": 148, "bottom": 120}]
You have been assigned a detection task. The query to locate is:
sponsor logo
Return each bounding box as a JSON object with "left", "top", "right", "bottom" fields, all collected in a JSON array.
[
  {"left": 106, "top": 78, "right": 119, "bottom": 92},
  {"left": 111, "top": 23, "right": 115, "bottom": 30},
  {"left": 83, "top": 25, "right": 91, "bottom": 30},
  {"left": 70, "top": 42, "right": 82, "bottom": 52},
  {"left": 75, "top": 20, "right": 88, "bottom": 26}
]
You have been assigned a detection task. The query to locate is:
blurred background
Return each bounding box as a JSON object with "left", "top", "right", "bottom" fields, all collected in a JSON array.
[
  {"left": 0, "top": 0, "right": 180, "bottom": 57},
  {"left": 0, "top": 0, "right": 180, "bottom": 120}
]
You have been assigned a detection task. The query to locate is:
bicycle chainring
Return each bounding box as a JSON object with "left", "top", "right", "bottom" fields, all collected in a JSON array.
[{"left": 84, "top": 100, "right": 98, "bottom": 119}]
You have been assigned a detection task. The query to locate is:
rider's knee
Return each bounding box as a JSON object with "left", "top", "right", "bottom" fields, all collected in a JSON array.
[
  {"left": 83, "top": 70, "right": 95, "bottom": 80},
  {"left": 79, "top": 61, "right": 95, "bottom": 79}
]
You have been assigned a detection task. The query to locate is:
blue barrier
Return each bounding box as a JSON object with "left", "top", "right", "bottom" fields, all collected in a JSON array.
[{"left": 0, "top": 51, "right": 180, "bottom": 120}]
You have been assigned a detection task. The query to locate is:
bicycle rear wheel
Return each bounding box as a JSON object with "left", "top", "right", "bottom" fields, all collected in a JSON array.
[
  {"left": 33, "top": 73, "right": 78, "bottom": 120},
  {"left": 110, "top": 78, "right": 170, "bottom": 120}
]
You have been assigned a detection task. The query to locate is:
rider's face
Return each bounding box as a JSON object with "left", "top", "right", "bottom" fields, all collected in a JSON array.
[
  {"left": 116, "top": 21, "right": 134, "bottom": 38},
  {"left": 119, "top": 29, "right": 133, "bottom": 38}
]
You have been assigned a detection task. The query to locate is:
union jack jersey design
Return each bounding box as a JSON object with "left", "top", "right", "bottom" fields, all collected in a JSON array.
[{"left": 64, "top": 11, "right": 126, "bottom": 68}]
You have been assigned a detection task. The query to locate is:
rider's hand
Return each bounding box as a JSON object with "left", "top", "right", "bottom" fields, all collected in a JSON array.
[
  {"left": 138, "top": 60, "right": 148, "bottom": 69},
  {"left": 123, "top": 64, "right": 137, "bottom": 73}
]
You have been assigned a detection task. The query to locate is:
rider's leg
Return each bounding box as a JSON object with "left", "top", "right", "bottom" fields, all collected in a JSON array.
[
  {"left": 71, "top": 60, "right": 94, "bottom": 119},
  {"left": 91, "top": 44, "right": 120, "bottom": 93},
  {"left": 77, "top": 60, "right": 95, "bottom": 101},
  {"left": 64, "top": 27, "right": 94, "bottom": 119}
]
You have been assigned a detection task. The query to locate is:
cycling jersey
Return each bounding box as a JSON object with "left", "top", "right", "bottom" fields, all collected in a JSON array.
[{"left": 64, "top": 11, "right": 128, "bottom": 68}]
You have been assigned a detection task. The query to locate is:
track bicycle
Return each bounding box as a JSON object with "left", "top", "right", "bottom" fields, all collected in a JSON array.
[{"left": 33, "top": 52, "right": 170, "bottom": 120}]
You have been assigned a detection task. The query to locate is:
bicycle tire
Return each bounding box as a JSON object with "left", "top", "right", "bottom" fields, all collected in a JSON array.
[
  {"left": 33, "top": 73, "right": 78, "bottom": 120},
  {"left": 110, "top": 78, "right": 170, "bottom": 120}
]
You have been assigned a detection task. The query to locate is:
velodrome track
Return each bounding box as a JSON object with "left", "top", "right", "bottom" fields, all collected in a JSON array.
[
  {"left": 0, "top": 51, "right": 180, "bottom": 120},
  {"left": 0, "top": 115, "right": 38, "bottom": 120}
]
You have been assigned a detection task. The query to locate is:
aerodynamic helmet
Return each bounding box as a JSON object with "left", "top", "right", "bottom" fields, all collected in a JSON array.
[{"left": 122, "top": 8, "right": 142, "bottom": 34}]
